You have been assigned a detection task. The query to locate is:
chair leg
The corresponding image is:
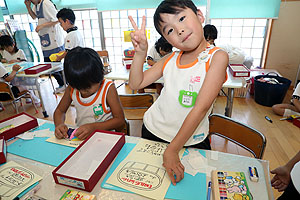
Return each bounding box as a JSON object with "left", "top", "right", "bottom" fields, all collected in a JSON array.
[
  {"left": 30, "top": 95, "right": 39, "bottom": 114},
  {"left": 49, "top": 74, "right": 57, "bottom": 98},
  {"left": 12, "top": 101, "right": 19, "bottom": 114}
]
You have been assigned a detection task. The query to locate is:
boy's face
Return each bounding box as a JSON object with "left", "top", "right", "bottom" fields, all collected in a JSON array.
[
  {"left": 78, "top": 83, "right": 100, "bottom": 98},
  {"left": 4, "top": 45, "right": 14, "bottom": 53},
  {"left": 159, "top": 8, "right": 205, "bottom": 52},
  {"left": 58, "top": 18, "right": 70, "bottom": 31}
]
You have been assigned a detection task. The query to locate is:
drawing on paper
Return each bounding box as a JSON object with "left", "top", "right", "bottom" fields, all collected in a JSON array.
[{"left": 117, "top": 161, "right": 166, "bottom": 191}]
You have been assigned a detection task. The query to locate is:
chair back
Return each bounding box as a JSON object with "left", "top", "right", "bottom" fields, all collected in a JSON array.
[
  {"left": 119, "top": 93, "right": 154, "bottom": 120},
  {"left": 14, "top": 30, "right": 40, "bottom": 62},
  {"left": 0, "top": 82, "right": 14, "bottom": 102},
  {"left": 209, "top": 113, "right": 266, "bottom": 159},
  {"left": 97, "top": 50, "right": 111, "bottom": 74}
]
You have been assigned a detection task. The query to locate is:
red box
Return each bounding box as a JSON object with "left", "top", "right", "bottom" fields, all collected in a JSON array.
[
  {"left": 0, "top": 112, "right": 38, "bottom": 140},
  {"left": 52, "top": 130, "right": 125, "bottom": 192},
  {"left": 293, "top": 118, "right": 300, "bottom": 128},
  {"left": 0, "top": 136, "right": 7, "bottom": 164},
  {"left": 24, "top": 64, "right": 51, "bottom": 74},
  {"left": 124, "top": 59, "right": 132, "bottom": 69},
  {"left": 229, "top": 64, "right": 250, "bottom": 77}
]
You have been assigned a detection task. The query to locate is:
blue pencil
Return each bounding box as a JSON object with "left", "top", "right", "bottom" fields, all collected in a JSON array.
[{"left": 207, "top": 181, "right": 212, "bottom": 200}]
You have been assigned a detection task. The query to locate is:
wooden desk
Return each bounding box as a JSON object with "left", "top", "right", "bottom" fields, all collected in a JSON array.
[
  {"left": 5, "top": 119, "right": 274, "bottom": 199},
  {"left": 105, "top": 67, "right": 244, "bottom": 117},
  {"left": 4, "top": 62, "right": 64, "bottom": 118}
]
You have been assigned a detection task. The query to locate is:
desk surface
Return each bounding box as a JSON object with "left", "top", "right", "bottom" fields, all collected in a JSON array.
[
  {"left": 6, "top": 119, "right": 274, "bottom": 200},
  {"left": 4, "top": 62, "right": 63, "bottom": 78}
]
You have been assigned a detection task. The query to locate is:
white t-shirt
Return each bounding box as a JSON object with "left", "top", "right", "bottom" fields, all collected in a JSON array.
[
  {"left": 0, "top": 63, "right": 8, "bottom": 81},
  {"left": 292, "top": 83, "right": 300, "bottom": 98},
  {"left": 65, "top": 30, "right": 85, "bottom": 50},
  {"left": 291, "top": 161, "right": 300, "bottom": 194},
  {"left": 147, "top": 46, "right": 162, "bottom": 62},
  {"left": 2, "top": 49, "right": 26, "bottom": 62},
  {"left": 32, "top": 0, "right": 64, "bottom": 55}
]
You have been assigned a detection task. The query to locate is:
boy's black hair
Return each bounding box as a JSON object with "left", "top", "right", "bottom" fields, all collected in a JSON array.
[
  {"left": 57, "top": 8, "right": 75, "bottom": 24},
  {"left": 155, "top": 37, "right": 173, "bottom": 54},
  {"left": 204, "top": 24, "right": 218, "bottom": 40},
  {"left": 0, "top": 35, "right": 18, "bottom": 53},
  {"left": 154, "top": 0, "right": 198, "bottom": 36},
  {"left": 64, "top": 47, "right": 104, "bottom": 90}
]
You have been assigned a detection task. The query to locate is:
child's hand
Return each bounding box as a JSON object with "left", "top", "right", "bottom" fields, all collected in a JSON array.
[
  {"left": 24, "top": 0, "right": 31, "bottom": 7},
  {"left": 75, "top": 124, "right": 95, "bottom": 140},
  {"left": 128, "top": 16, "right": 148, "bottom": 54},
  {"left": 271, "top": 165, "right": 291, "bottom": 192},
  {"left": 12, "top": 64, "right": 21, "bottom": 72},
  {"left": 163, "top": 146, "right": 185, "bottom": 185},
  {"left": 35, "top": 24, "right": 43, "bottom": 32},
  {"left": 55, "top": 124, "right": 68, "bottom": 139}
]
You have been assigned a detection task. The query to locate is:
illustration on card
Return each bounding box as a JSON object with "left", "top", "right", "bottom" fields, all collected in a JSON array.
[
  {"left": 217, "top": 171, "right": 253, "bottom": 200},
  {"left": 0, "top": 166, "right": 34, "bottom": 197},
  {"left": 117, "top": 161, "right": 166, "bottom": 191}
]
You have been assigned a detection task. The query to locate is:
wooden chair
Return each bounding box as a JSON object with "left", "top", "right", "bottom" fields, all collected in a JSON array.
[
  {"left": 0, "top": 82, "right": 38, "bottom": 114},
  {"left": 97, "top": 50, "right": 111, "bottom": 74},
  {"left": 119, "top": 93, "right": 154, "bottom": 120},
  {"left": 209, "top": 113, "right": 266, "bottom": 159}
]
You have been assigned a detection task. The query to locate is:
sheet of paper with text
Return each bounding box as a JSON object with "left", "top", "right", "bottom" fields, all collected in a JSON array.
[{"left": 107, "top": 139, "right": 184, "bottom": 200}]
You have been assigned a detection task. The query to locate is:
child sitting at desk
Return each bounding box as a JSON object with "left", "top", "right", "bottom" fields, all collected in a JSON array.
[
  {"left": 54, "top": 47, "right": 125, "bottom": 140},
  {"left": 0, "top": 35, "right": 27, "bottom": 64},
  {"left": 128, "top": 0, "right": 228, "bottom": 185},
  {"left": 0, "top": 62, "right": 40, "bottom": 111},
  {"left": 272, "top": 82, "right": 300, "bottom": 117}
]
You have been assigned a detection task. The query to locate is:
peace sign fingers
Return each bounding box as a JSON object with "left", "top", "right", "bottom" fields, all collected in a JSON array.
[
  {"left": 128, "top": 16, "right": 138, "bottom": 31},
  {"left": 128, "top": 15, "right": 148, "bottom": 53}
]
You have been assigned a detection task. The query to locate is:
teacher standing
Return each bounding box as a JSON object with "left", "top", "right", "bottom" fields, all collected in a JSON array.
[{"left": 25, "top": 0, "right": 66, "bottom": 92}]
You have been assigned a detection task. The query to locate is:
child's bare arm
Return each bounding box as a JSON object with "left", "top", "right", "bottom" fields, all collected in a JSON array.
[
  {"left": 163, "top": 50, "right": 229, "bottom": 185},
  {"left": 292, "top": 98, "right": 300, "bottom": 112},
  {"left": 4, "top": 64, "right": 21, "bottom": 82},
  {"left": 54, "top": 86, "right": 72, "bottom": 139},
  {"left": 128, "top": 16, "right": 163, "bottom": 90},
  {"left": 75, "top": 84, "right": 125, "bottom": 140}
]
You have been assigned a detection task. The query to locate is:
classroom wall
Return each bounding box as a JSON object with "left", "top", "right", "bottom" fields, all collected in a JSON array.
[{"left": 265, "top": 1, "right": 300, "bottom": 86}]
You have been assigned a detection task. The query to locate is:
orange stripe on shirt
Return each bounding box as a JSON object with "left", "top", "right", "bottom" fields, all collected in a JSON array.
[
  {"left": 101, "top": 81, "right": 113, "bottom": 113},
  {"left": 205, "top": 47, "right": 221, "bottom": 72},
  {"left": 76, "top": 80, "right": 104, "bottom": 107},
  {"left": 162, "top": 52, "right": 175, "bottom": 73},
  {"left": 177, "top": 51, "right": 198, "bottom": 69}
]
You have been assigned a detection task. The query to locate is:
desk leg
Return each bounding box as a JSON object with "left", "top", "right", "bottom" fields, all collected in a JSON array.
[
  {"left": 225, "top": 88, "right": 234, "bottom": 117},
  {"left": 35, "top": 78, "right": 49, "bottom": 118}
]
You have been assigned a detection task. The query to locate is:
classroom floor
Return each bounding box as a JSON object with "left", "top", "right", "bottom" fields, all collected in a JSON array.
[{"left": 0, "top": 76, "right": 299, "bottom": 199}]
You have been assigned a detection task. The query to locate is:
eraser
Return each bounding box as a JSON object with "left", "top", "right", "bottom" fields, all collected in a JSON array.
[{"left": 248, "top": 167, "right": 259, "bottom": 182}]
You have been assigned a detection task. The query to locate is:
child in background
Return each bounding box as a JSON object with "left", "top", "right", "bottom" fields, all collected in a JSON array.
[
  {"left": 55, "top": 8, "right": 85, "bottom": 61},
  {"left": 0, "top": 35, "right": 27, "bottom": 63},
  {"left": 0, "top": 62, "right": 40, "bottom": 110},
  {"left": 54, "top": 47, "right": 125, "bottom": 140},
  {"left": 272, "top": 82, "right": 300, "bottom": 117},
  {"left": 147, "top": 37, "right": 173, "bottom": 66},
  {"left": 203, "top": 24, "right": 218, "bottom": 46},
  {"left": 128, "top": 0, "right": 228, "bottom": 185}
]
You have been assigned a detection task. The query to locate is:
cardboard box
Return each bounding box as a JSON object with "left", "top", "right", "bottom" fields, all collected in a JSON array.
[
  {"left": 52, "top": 130, "right": 125, "bottom": 192},
  {"left": 24, "top": 64, "right": 51, "bottom": 74},
  {"left": 0, "top": 136, "right": 6, "bottom": 164},
  {"left": 0, "top": 112, "right": 38, "bottom": 140},
  {"left": 229, "top": 64, "right": 250, "bottom": 77}
]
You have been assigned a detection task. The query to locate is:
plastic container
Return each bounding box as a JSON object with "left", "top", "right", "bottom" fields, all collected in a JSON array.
[{"left": 254, "top": 73, "right": 291, "bottom": 107}]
